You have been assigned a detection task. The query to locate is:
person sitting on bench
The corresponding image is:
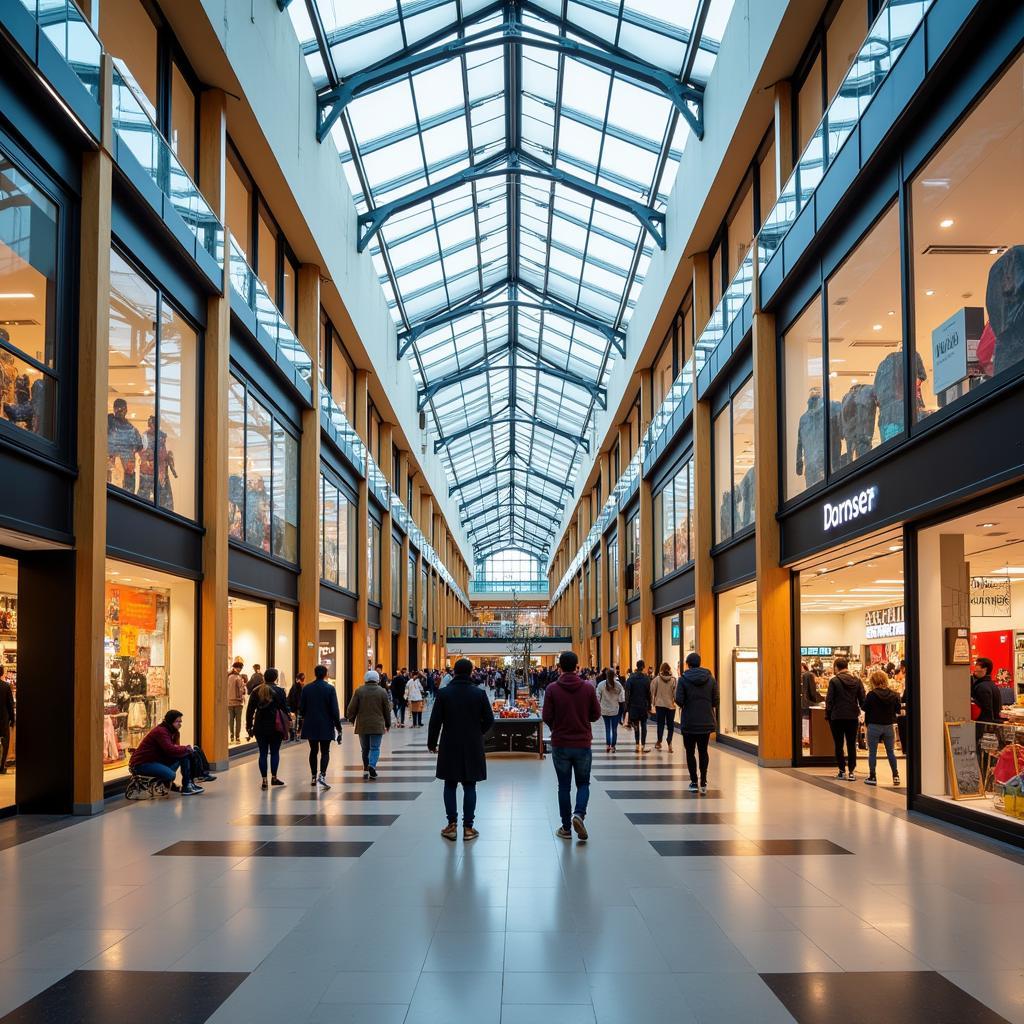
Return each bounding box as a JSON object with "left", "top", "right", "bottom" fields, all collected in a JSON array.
[{"left": 129, "top": 709, "right": 204, "bottom": 795}]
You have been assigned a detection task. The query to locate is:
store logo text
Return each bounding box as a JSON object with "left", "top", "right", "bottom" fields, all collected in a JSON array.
[{"left": 823, "top": 485, "right": 878, "bottom": 532}]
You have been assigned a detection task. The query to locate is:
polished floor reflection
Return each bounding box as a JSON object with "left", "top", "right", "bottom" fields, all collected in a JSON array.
[{"left": 1, "top": 725, "right": 1023, "bottom": 1022}]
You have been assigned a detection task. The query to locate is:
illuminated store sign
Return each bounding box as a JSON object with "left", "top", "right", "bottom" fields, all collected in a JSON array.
[
  {"left": 823, "top": 485, "right": 878, "bottom": 531},
  {"left": 864, "top": 604, "right": 905, "bottom": 639}
]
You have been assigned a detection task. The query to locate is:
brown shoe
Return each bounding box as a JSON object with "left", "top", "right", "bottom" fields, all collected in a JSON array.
[
  {"left": 441, "top": 822, "right": 458, "bottom": 841},
  {"left": 463, "top": 826, "right": 479, "bottom": 841}
]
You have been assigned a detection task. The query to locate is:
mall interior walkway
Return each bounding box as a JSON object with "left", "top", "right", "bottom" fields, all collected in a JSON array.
[{"left": 0, "top": 727, "right": 1022, "bottom": 1024}]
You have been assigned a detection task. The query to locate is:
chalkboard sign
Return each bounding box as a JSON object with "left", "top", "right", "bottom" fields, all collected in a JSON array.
[{"left": 944, "top": 721, "right": 985, "bottom": 799}]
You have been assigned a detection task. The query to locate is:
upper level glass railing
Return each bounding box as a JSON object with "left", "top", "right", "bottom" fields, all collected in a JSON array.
[
  {"left": 228, "top": 237, "right": 313, "bottom": 398},
  {"left": 470, "top": 580, "right": 549, "bottom": 594},
  {"left": 318, "top": 384, "right": 367, "bottom": 475},
  {"left": 20, "top": 1, "right": 102, "bottom": 105},
  {"left": 111, "top": 60, "right": 224, "bottom": 268},
  {"left": 448, "top": 624, "right": 570, "bottom": 639}
]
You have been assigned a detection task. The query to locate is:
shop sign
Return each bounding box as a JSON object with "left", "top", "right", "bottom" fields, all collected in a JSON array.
[
  {"left": 864, "top": 604, "right": 904, "bottom": 639},
  {"left": 931, "top": 307, "right": 983, "bottom": 394},
  {"left": 971, "top": 576, "right": 1012, "bottom": 617},
  {"left": 108, "top": 585, "right": 158, "bottom": 630},
  {"left": 822, "top": 485, "right": 878, "bottom": 532}
]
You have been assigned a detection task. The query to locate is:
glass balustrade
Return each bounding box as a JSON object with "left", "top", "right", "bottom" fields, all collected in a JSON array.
[
  {"left": 110, "top": 61, "right": 223, "bottom": 268},
  {"left": 23, "top": 1, "right": 103, "bottom": 105},
  {"left": 470, "top": 580, "right": 549, "bottom": 594}
]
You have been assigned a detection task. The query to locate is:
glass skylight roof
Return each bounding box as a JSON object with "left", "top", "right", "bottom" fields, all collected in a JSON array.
[{"left": 285, "top": 0, "right": 734, "bottom": 560}]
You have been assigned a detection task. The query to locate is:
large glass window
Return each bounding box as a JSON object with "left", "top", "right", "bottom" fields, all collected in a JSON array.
[
  {"left": 274, "top": 606, "right": 295, "bottom": 689},
  {"left": 391, "top": 537, "right": 401, "bottom": 610},
  {"left": 104, "top": 559, "right": 196, "bottom": 779},
  {"left": 606, "top": 536, "right": 619, "bottom": 610},
  {"left": 256, "top": 201, "right": 278, "bottom": 304},
  {"left": 653, "top": 336, "right": 674, "bottom": 410},
  {"left": 479, "top": 550, "right": 542, "bottom": 583},
  {"left": 659, "top": 606, "right": 695, "bottom": 676},
  {"left": 0, "top": 157, "right": 59, "bottom": 443},
  {"left": 225, "top": 147, "right": 253, "bottom": 260},
  {"left": 594, "top": 555, "right": 602, "bottom": 619},
  {"left": 420, "top": 566, "right": 427, "bottom": 625},
  {"left": 783, "top": 297, "right": 825, "bottom": 500},
  {"left": 727, "top": 176, "right": 754, "bottom": 281},
  {"left": 624, "top": 513, "right": 640, "bottom": 601},
  {"left": 797, "top": 53, "right": 823, "bottom": 157},
  {"left": 911, "top": 52, "right": 1024, "bottom": 423},
  {"left": 320, "top": 475, "right": 355, "bottom": 589},
  {"left": 713, "top": 406, "right": 732, "bottom": 544},
  {"left": 169, "top": 62, "right": 197, "bottom": 180},
  {"left": 107, "top": 250, "right": 197, "bottom": 518},
  {"left": 227, "top": 374, "right": 299, "bottom": 563},
  {"left": 654, "top": 459, "right": 693, "bottom": 579},
  {"left": 408, "top": 553, "right": 417, "bottom": 620},
  {"left": 717, "top": 581, "right": 759, "bottom": 748},
  {"left": 714, "top": 379, "right": 756, "bottom": 543},
  {"left": 368, "top": 518, "right": 382, "bottom": 604}
]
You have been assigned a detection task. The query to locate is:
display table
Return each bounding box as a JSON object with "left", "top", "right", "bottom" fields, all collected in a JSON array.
[{"left": 484, "top": 717, "right": 545, "bottom": 759}]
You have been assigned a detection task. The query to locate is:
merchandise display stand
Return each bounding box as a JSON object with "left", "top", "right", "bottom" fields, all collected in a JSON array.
[{"left": 484, "top": 717, "right": 545, "bottom": 759}]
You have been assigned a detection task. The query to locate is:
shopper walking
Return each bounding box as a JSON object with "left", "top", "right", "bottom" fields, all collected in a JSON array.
[
  {"left": 652, "top": 662, "right": 677, "bottom": 752},
  {"left": 0, "top": 665, "right": 14, "bottom": 774},
  {"left": 543, "top": 651, "right": 601, "bottom": 841},
  {"left": 624, "top": 660, "right": 653, "bottom": 754},
  {"left": 428, "top": 657, "right": 494, "bottom": 841},
  {"left": 130, "top": 710, "right": 203, "bottom": 794},
  {"left": 347, "top": 670, "right": 392, "bottom": 780},
  {"left": 287, "top": 672, "right": 305, "bottom": 740},
  {"left": 300, "top": 664, "right": 342, "bottom": 788},
  {"left": 675, "top": 652, "right": 719, "bottom": 794},
  {"left": 392, "top": 668, "right": 408, "bottom": 728},
  {"left": 227, "top": 659, "right": 246, "bottom": 743},
  {"left": 825, "top": 657, "right": 865, "bottom": 780},
  {"left": 407, "top": 673, "right": 426, "bottom": 727},
  {"left": 596, "top": 667, "right": 624, "bottom": 752},
  {"left": 863, "top": 669, "right": 901, "bottom": 787},
  {"left": 246, "top": 669, "right": 290, "bottom": 789}
]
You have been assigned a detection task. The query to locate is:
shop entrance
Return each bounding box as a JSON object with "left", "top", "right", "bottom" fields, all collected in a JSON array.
[
  {"left": 0, "top": 555, "right": 16, "bottom": 812},
  {"left": 793, "top": 528, "right": 907, "bottom": 789}
]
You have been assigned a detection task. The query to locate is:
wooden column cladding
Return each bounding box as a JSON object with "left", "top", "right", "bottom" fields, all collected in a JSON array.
[
  {"left": 616, "top": 420, "right": 630, "bottom": 664},
  {"left": 73, "top": 55, "right": 113, "bottom": 812},
  {"left": 598, "top": 450, "right": 611, "bottom": 669},
  {"left": 193, "top": 87, "right": 232, "bottom": 769},
  {"left": 352, "top": 370, "right": 370, "bottom": 684},
  {"left": 691, "top": 252, "right": 716, "bottom": 671},
  {"left": 378, "top": 422, "right": 394, "bottom": 676},
  {"left": 638, "top": 371, "right": 656, "bottom": 669},
  {"left": 296, "top": 265, "right": 321, "bottom": 685},
  {"left": 397, "top": 451, "right": 411, "bottom": 672}
]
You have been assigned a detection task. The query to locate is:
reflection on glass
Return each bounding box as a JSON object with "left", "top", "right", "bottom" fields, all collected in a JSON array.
[
  {"left": 912, "top": 52, "right": 1024, "bottom": 422},
  {"left": 156, "top": 305, "right": 196, "bottom": 517},
  {"left": 713, "top": 406, "right": 731, "bottom": 544},
  {"left": 272, "top": 422, "right": 298, "bottom": 562},
  {"left": 227, "top": 377, "right": 246, "bottom": 540},
  {"left": 245, "top": 392, "right": 271, "bottom": 552},
  {"left": 784, "top": 296, "right": 825, "bottom": 500},
  {"left": 732, "top": 379, "right": 756, "bottom": 532}
]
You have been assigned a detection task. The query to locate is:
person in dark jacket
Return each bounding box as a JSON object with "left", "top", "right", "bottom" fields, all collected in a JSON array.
[
  {"left": 972, "top": 657, "right": 1004, "bottom": 769},
  {"left": 246, "top": 664, "right": 265, "bottom": 695},
  {"left": 624, "top": 660, "right": 653, "bottom": 754},
  {"left": 675, "top": 653, "right": 720, "bottom": 794},
  {"left": 300, "top": 664, "right": 342, "bottom": 789},
  {"left": 129, "top": 710, "right": 203, "bottom": 794},
  {"left": 287, "top": 672, "right": 305, "bottom": 740},
  {"left": 825, "top": 657, "right": 865, "bottom": 780},
  {"left": 246, "top": 668, "right": 290, "bottom": 789},
  {"left": 347, "top": 670, "right": 392, "bottom": 780},
  {"left": 800, "top": 663, "right": 823, "bottom": 709},
  {"left": 428, "top": 657, "right": 494, "bottom": 841},
  {"left": 0, "top": 665, "right": 14, "bottom": 774},
  {"left": 543, "top": 651, "right": 601, "bottom": 841},
  {"left": 862, "top": 669, "right": 902, "bottom": 787},
  {"left": 391, "top": 669, "right": 408, "bottom": 728}
]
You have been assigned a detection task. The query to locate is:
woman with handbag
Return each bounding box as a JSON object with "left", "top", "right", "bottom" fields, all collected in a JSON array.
[
  {"left": 246, "top": 667, "right": 291, "bottom": 790},
  {"left": 406, "top": 673, "right": 426, "bottom": 727}
]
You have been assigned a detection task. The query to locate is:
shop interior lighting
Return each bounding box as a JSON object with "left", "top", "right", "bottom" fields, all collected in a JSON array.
[
  {"left": 940, "top": 218, "right": 955, "bottom": 228},
  {"left": 888, "top": 545, "right": 903, "bottom": 551},
  {"left": 925, "top": 289, "right": 935, "bottom": 296},
  {"left": 872, "top": 324, "right": 882, "bottom": 331},
  {"left": 0, "top": 292, "right": 36, "bottom": 299},
  {"left": 979, "top": 522, "right": 997, "bottom": 528}
]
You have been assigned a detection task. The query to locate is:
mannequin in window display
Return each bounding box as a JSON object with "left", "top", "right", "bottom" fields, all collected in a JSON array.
[
  {"left": 985, "top": 245, "right": 1024, "bottom": 377},
  {"left": 227, "top": 474, "right": 244, "bottom": 538},
  {"left": 873, "top": 350, "right": 926, "bottom": 440},
  {"left": 139, "top": 416, "right": 177, "bottom": 511},
  {"left": 1, "top": 334, "right": 47, "bottom": 435},
  {"left": 839, "top": 383, "right": 878, "bottom": 462},
  {"left": 795, "top": 388, "right": 830, "bottom": 487},
  {"left": 107, "top": 397, "right": 143, "bottom": 494},
  {"left": 719, "top": 489, "right": 732, "bottom": 540},
  {"left": 245, "top": 474, "right": 270, "bottom": 547},
  {"left": 736, "top": 467, "right": 755, "bottom": 531}
]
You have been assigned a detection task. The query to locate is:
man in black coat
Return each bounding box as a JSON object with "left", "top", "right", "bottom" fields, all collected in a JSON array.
[
  {"left": 624, "top": 660, "right": 653, "bottom": 753},
  {"left": 428, "top": 657, "right": 495, "bottom": 842},
  {"left": 300, "top": 664, "right": 343, "bottom": 789}
]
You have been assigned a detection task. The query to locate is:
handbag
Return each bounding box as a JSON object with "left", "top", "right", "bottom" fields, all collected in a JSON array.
[{"left": 275, "top": 707, "right": 290, "bottom": 739}]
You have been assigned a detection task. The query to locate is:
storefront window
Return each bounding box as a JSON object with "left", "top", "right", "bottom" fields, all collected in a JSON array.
[
  {"left": 714, "top": 379, "right": 755, "bottom": 542},
  {"left": 654, "top": 459, "right": 693, "bottom": 578},
  {"left": 107, "top": 250, "right": 197, "bottom": 518},
  {"left": 0, "top": 156, "right": 59, "bottom": 443},
  {"left": 607, "top": 537, "right": 618, "bottom": 610},
  {"left": 104, "top": 559, "right": 196, "bottom": 779},
  {"left": 0, "top": 557, "right": 17, "bottom": 810},
  {"left": 408, "top": 553, "right": 417, "bottom": 620},
  {"left": 828, "top": 204, "right": 903, "bottom": 472},
  {"left": 717, "top": 581, "right": 759, "bottom": 747},
  {"left": 368, "top": 518, "right": 382, "bottom": 604},
  {"left": 318, "top": 614, "right": 346, "bottom": 686},
  {"left": 274, "top": 606, "right": 295, "bottom": 689},
  {"left": 624, "top": 513, "right": 639, "bottom": 601},
  {"left": 783, "top": 296, "right": 825, "bottom": 500},
  {"left": 100, "top": 0, "right": 158, "bottom": 110},
  {"left": 594, "top": 555, "right": 602, "bottom": 619},
  {"left": 227, "top": 375, "right": 299, "bottom": 564},
  {"left": 420, "top": 567, "right": 428, "bottom": 625},
  {"left": 391, "top": 537, "right": 401, "bottom": 609},
  {"left": 659, "top": 606, "right": 695, "bottom": 677},
  {"left": 911, "top": 53, "right": 1024, "bottom": 424}
]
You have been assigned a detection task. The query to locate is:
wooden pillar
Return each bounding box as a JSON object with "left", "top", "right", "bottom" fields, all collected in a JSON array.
[
  {"left": 752, "top": 245, "right": 792, "bottom": 765},
  {"left": 397, "top": 452, "right": 411, "bottom": 670},
  {"left": 692, "top": 252, "right": 716, "bottom": 671},
  {"left": 598, "top": 451, "right": 612, "bottom": 668},
  {"left": 638, "top": 372, "right": 656, "bottom": 669},
  {"left": 296, "top": 265, "right": 321, "bottom": 685},
  {"left": 412, "top": 476, "right": 424, "bottom": 669},
  {"left": 352, "top": 370, "right": 369, "bottom": 694},
  {"left": 73, "top": 55, "right": 113, "bottom": 813},
  {"left": 433, "top": 512, "right": 443, "bottom": 669}
]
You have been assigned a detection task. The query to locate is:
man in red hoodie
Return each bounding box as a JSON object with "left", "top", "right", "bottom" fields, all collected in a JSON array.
[{"left": 543, "top": 651, "right": 601, "bottom": 841}]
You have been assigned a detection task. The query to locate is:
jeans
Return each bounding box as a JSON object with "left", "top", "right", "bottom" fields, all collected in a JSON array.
[
  {"left": 630, "top": 715, "right": 648, "bottom": 746},
  {"left": 360, "top": 733, "right": 383, "bottom": 769},
  {"left": 256, "top": 734, "right": 282, "bottom": 778},
  {"left": 308, "top": 738, "right": 331, "bottom": 777},
  {"left": 830, "top": 719, "right": 859, "bottom": 773},
  {"left": 683, "top": 732, "right": 711, "bottom": 785},
  {"left": 228, "top": 705, "right": 242, "bottom": 741},
  {"left": 443, "top": 780, "right": 477, "bottom": 826},
  {"left": 412, "top": 709, "right": 423, "bottom": 727},
  {"left": 551, "top": 746, "right": 592, "bottom": 828},
  {"left": 655, "top": 707, "right": 675, "bottom": 745},
  {"left": 394, "top": 697, "right": 406, "bottom": 725},
  {"left": 867, "top": 723, "right": 898, "bottom": 778},
  {"left": 602, "top": 714, "right": 619, "bottom": 747},
  {"left": 133, "top": 757, "right": 191, "bottom": 786}
]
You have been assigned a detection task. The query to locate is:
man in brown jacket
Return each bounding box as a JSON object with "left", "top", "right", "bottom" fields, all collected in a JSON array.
[
  {"left": 346, "top": 670, "right": 392, "bottom": 779},
  {"left": 227, "top": 659, "right": 247, "bottom": 743}
]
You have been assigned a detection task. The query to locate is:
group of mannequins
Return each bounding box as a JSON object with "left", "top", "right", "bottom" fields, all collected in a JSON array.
[{"left": 107, "top": 399, "right": 177, "bottom": 510}]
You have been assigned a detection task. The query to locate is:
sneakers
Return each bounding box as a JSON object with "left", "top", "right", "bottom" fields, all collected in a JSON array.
[
  {"left": 441, "top": 822, "right": 458, "bottom": 841},
  {"left": 571, "top": 814, "right": 588, "bottom": 842},
  {"left": 318, "top": 774, "right": 331, "bottom": 790},
  {"left": 893, "top": 774, "right": 901, "bottom": 787},
  {"left": 261, "top": 779, "right": 268, "bottom": 790},
  {"left": 311, "top": 777, "right": 317, "bottom": 787},
  {"left": 835, "top": 770, "right": 847, "bottom": 780},
  {"left": 555, "top": 826, "right": 572, "bottom": 840},
  {"left": 688, "top": 782, "right": 699, "bottom": 792},
  {"left": 699, "top": 784, "right": 708, "bottom": 795},
  {"left": 181, "top": 782, "right": 203, "bottom": 795},
  {"left": 271, "top": 777, "right": 285, "bottom": 787},
  {"left": 368, "top": 765, "right": 378, "bottom": 779},
  {"left": 655, "top": 741, "right": 662, "bottom": 751},
  {"left": 864, "top": 776, "right": 877, "bottom": 786},
  {"left": 463, "top": 826, "right": 479, "bottom": 841},
  {"left": 847, "top": 771, "right": 856, "bottom": 781},
  {"left": 362, "top": 769, "right": 370, "bottom": 780}
]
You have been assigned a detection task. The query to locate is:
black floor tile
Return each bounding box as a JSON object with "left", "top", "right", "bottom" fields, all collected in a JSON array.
[
  {"left": 233, "top": 813, "right": 312, "bottom": 826},
  {"left": 233, "top": 813, "right": 400, "bottom": 826},
  {"left": 595, "top": 774, "right": 701, "bottom": 781},
  {"left": 251, "top": 840, "right": 372, "bottom": 857},
  {"left": 0, "top": 969, "right": 246, "bottom": 1023},
  {"left": 626, "top": 812, "right": 739, "bottom": 825},
  {"left": 338, "top": 775, "right": 437, "bottom": 783},
  {"left": 650, "top": 838, "right": 852, "bottom": 857},
  {"left": 606, "top": 789, "right": 721, "bottom": 799},
  {"left": 760, "top": 971, "right": 1010, "bottom": 1023},
  {"left": 154, "top": 840, "right": 265, "bottom": 857},
  {"left": 293, "top": 790, "right": 423, "bottom": 801}
]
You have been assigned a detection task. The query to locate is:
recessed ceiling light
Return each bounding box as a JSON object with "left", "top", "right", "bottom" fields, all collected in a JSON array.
[
  {"left": 887, "top": 310, "right": 896, "bottom": 316},
  {"left": 990, "top": 248, "right": 1000, "bottom": 255},
  {"left": 872, "top": 324, "right": 882, "bottom": 331},
  {"left": 0, "top": 292, "right": 35, "bottom": 300},
  {"left": 847, "top": 561, "right": 854, "bottom": 566},
  {"left": 925, "top": 289, "right": 935, "bottom": 296},
  {"left": 940, "top": 218, "right": 955, "bottom": 228},
  {"left": 888, "top": 545, "right": 902, "bottom": 552},
  {"left": 979, "top": 523, "right": 997, "bottom": 528}
]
